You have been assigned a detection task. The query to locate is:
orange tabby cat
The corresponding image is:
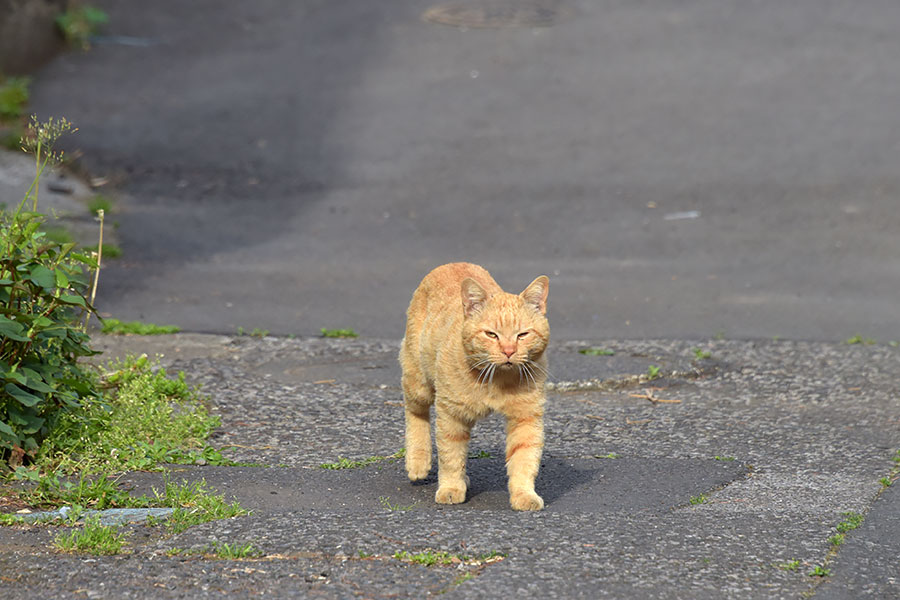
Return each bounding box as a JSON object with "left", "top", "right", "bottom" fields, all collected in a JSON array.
[{"left": 399, "top": 263, "right": 550, "bottom": 511}]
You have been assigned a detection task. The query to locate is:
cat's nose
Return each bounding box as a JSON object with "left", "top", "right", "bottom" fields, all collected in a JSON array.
[{"left": 502, "top": 347, "right": 516, "bottom": 358}]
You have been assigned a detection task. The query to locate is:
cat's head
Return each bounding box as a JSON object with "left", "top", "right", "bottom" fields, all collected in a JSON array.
[{"left": 460, "top": 275, "right": 550, "bottom": 374}]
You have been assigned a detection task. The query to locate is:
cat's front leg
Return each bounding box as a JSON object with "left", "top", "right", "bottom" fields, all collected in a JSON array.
[
  {"left": 434, "top": 407, "right": 472, "bottom": 504},
  {"left": 505, "top": 412, "right": 545, "bottom": 511}
]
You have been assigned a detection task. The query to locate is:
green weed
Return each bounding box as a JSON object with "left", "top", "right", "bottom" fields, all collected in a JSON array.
[
  {"left": 100, "top": 319, "right": 180, "bottom": 335},
  {"left": 835, "top": 512, "right": 863, "bottom": 533},
  {"left": 646, "top": 365, "right": 661, "bottom": 380},
  {"left": 87, "top": 195, "right": 112, "bottom": 216},
  {"left": 212, "top": 541, "right": 263, "bottom": 559},
  {"left": 0, "top": 125, "right": 24, "bottom": 150},
  {"left": 689, "top": 494, "right": 708, "bottom": 505},
  {"left": 151, "top": 478, "right": 247, "bottom": 534},
  {"left": 595, "top": 453, "right": 621, "bottom": 459},
  {"left": 53, "top": 515, "right": 125, "bottom": 555},
  {"left": 33, "top": 355, "right": 218, "bottom": 474},
  {"left": 713, "top": 456, "right": 736, "bottom": 462},
  {"left": 0, "top": 76, "right": 29, "bottom": 121},
  {"left": 777, "top": 559, "right": 801, "bottom": 571},
  {"left": 845, "top": 335, "right": 876, "bottom": 345},
  {"left": 692, "top": 348, "right": 712, "bottom": 360},
  {"left": 469, "top": 450, "right": 492, "bottom": 459},
  {"left": 320, "top": 449, "right": 405, "bottom": 470},
  {"left": 41, "top": 225, "right": 74, "bottom": 245},
  {"left": 808, "top": 565, "right": 830, "bottom": 577},
  {"left": 579, "top": 347, "right": 615, "bottom": 356},
  {"left": 827, "top": 533, "right": 845, "bottom": 547},
  {"left": 393, "top": 549, "right": 505, "bottom": 567},
  {"left": 56, "top": 5, "right": 109, "bottom": 50},
  {"left": 83, "top": 242, "right": 122, "bottom": 259},
  {"left": 321, "top": 328, "right": 358, "bottom": 338},
  {"left": 378, "top": 496, "right": 418, "bottom": 511}
]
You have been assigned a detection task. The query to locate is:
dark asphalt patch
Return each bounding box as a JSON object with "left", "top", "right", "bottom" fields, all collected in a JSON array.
[{"left": 120, "top": 457, "right": 746, "bottom": 514}]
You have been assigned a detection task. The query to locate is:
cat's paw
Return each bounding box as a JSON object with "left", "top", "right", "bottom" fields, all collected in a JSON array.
[
  {"left": 407, "top": 463, "right": 431, "bottom": 481},
  {"left": 510, "top": 490, "right": 544, "bottom": 511},
  {"left": 435, "top": 485, "right": 467, "bottom": 504}
]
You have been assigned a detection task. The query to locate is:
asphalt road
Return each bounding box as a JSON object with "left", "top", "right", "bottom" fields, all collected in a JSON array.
[
  {"left": 3, "top": 334, "right": 898, "bottom": 598},
  {"left": 29, "top": 0, "right": 900, "bottom": 341}
]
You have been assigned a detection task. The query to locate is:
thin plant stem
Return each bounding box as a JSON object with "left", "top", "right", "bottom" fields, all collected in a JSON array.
[{"left": 84, "top": 209, "right": 104, "bottom": 331}]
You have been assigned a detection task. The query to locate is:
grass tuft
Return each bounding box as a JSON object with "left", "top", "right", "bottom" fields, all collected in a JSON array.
[
  {"left": 101, "top": 319, "right": 180, "bottom": 335},
  {"left": 321, "top": 328, "right": 358, "bottom": 338},
  {"left": 53, "top": 516, "right": 126, "bottom": 555}
]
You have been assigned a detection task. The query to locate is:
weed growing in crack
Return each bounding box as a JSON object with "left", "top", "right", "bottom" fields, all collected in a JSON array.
[
  {"left": 776, "top": 559, "right": 801, "bottom": 571},
  {"left": 53, "top": 515, "right": 126, "bottom": 555},
  {"left": 100, "top": 319, "right": 180, "bottom": 335},
  {"left": 808, "top": 565, "right": 830, "bottom": 577},
  {"left": 689, "top": 494, "right": 708, "bottom": 506},
  {"left": 835, "top": 512, "right": 863, "bottom": 534},
  {"left": 319, "top": 449, "right": 405, "bottom": 470},
  {"left": 379, "top": 496, "right": 418, "bottom": 511},
  {"left": 321, "top": 327, "right": 358, "bottom": 338},
  {"left": 579, "top": 347, "right": 615, "bottom": 356}
]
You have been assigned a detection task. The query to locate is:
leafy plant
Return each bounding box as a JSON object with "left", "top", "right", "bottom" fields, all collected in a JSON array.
[
  {"left": 692, "top": 348, "right": 712, "bottom": 360},
  {"left": 100, "top": 319, "right": 180, "bottom": 335},
  {"left": 776, "top": 559, "right": 800, "bottom": 571},
  {"left": 835, "top": 512, "right": 863, "bottom": 533},
  {"left": 55, "top": 5, "right": 109, "bottom": 50},
  {"left": 35, "top": 355, "right": 219, "bottom": 474},
  {"left": 689, "top": 494, "right": 708, "bottom": 505},
  {"left": 828, "top": 533, "right": 845, "bottom": 547},
  {"left": 1, "top": 116, "right": 102, "bottom": 466},
  {"left": 845, "top": 335, "right": 875, "bottom": 345},
  {"left": 646, "top": 365, "right": 661, "bottom": 380},
  {"left": 808, "top": 565, "right": 830, "bottom": 577},
  {"left": 53, "top": 515, "right": 126, "bottom": 555},
  {"left": 713, "top": 455, "right": 736, "bottom": 462},
  {"left": 0, "top": 76, "right": 29, "bottom": 121},
  {"left": 321, "top": 328, "right": 358, "bottom": 338},
  {"left": 579, "top": 347, "right": 615, "bottom": 356}
]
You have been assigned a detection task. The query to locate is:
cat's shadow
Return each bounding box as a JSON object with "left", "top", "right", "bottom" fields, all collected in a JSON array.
[{"left": 407, "top": 454, "right": 596, "bottom": 509}]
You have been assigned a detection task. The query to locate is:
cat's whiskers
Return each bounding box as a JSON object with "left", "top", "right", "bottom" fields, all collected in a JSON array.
[
  {"left": 526, "top": 358, "right": 552, "bottom": 381},
  {"left": 520, "top": 363, "right": 537, "bottom": 388}
]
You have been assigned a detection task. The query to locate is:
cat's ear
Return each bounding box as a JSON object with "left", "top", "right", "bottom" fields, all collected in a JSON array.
[
  {"left": 461, "top": 278, "right": 488, "bottom": 318},
  {"left": 520, "top": 275, "right": 549, "bottom": 315}
]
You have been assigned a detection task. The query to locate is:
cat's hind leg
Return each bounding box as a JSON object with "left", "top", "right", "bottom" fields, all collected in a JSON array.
[
  {"left": 402, "top": 370, "right": 434, "bottom": 481},
  {"left": 434, "top": 406, "right": 472, "bottom": 504}
]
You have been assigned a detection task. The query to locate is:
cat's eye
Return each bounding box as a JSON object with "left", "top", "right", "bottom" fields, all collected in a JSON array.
[
  {"left": 517, "top": 332, "right": 530, "bottom": 339},
  {"left": 485, "top": 331, "right": 499, "bottom": 339}
]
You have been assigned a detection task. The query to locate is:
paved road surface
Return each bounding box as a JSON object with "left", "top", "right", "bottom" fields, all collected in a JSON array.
[{"left": 29, "top": 0, "right": 900, "bottom": 341}]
